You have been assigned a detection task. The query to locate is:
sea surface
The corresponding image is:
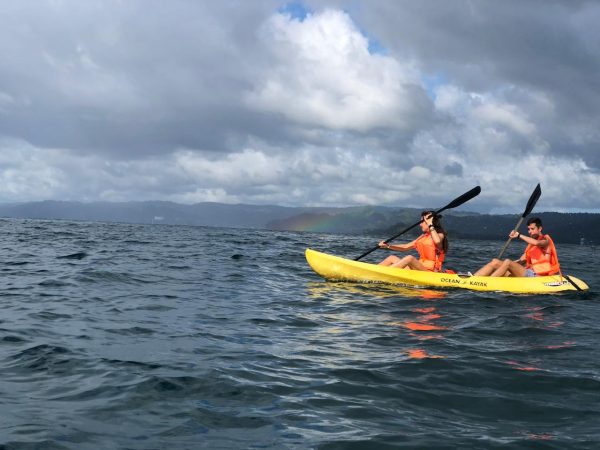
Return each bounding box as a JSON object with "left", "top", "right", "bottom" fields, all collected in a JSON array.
[{"left": 0, "top": 218, "right": 598, "bottom": 449}]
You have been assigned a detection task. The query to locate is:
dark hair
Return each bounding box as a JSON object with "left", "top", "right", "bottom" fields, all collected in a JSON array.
[
  {"left": 527, "top": 217, "right": 543, "bottom": 227},
  {"left": 422, "top": 210, "right": 449, "bottom": 253}
]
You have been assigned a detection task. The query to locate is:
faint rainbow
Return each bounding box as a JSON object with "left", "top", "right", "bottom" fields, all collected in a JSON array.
[{"left": 282, "top": 213, "right": 340, "bottom": 232}]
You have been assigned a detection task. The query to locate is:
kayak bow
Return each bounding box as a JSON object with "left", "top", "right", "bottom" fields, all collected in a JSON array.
[{"left": 305, "top": 248, "right": 588, "bottom": 294}]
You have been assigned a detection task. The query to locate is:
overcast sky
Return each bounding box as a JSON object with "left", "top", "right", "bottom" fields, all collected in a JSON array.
[{"left": 1, "top": 0, "right": 599, "bottom": 212}]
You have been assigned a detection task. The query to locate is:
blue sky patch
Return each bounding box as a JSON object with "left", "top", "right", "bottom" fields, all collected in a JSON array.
[
  {"left": 356, "top": 23, "right": 387, "bottom": 55},
  {"left": 367, "top": 38, "right": 387, "bottom": 55},
  {"left": 422, "top": 73, "right": 449, "bottom": 100},
  {"left": 278, "top": 2, "right": 311, "bottom": 21}
]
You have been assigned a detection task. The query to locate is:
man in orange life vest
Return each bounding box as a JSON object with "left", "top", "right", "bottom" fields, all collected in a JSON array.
[{"left": 474, "top": 217, "right": 560, "bottom": 277}]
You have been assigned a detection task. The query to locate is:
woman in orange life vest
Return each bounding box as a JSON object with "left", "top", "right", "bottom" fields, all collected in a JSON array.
[
  {"left": 473, "top": 217, "right": 560, "bottom": 277},
  {"left": 377, "top": 211, "right": 448, "bottom": 271}
]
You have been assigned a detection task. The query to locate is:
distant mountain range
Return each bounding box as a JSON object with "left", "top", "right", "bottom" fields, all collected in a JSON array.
[
  {"left": 0, "top": 200, "right": 304, "bottom": 229},
  {"left": 0, "top": 200, "right": 421, "bottom": 232},
  {"left": 0, "top": 200, "right": 597, "bottom": 244}
]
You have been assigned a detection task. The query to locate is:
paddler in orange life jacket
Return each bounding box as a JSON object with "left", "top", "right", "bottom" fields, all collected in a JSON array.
[
  {"left": 473, "top": 217, "right": 560, "bottom": 277},
  {"left": 378, "top": 211, "right": 448, "bottom": 272}
]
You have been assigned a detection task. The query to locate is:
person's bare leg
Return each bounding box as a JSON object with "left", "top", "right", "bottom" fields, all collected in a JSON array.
[
  {"left": 390, "top": 255, "right": 428, "bottom": 271},
  {"left": 405, "top": 257, "right": 428, "bottom": 271},
  {"left": 379, "top": 255, "right": 402, "bottom": 266},
  {"left": 490, "top": 259, "right": 527, "bottom": 277},
  {"left": 474, "top": 258, "right": 502, "bottom": 276},
  {"left": 500, "top": 260, "right": 527, "bottom": 277},
  {"left": 490, "top": 259, "right": 511, "bottom": 277}
]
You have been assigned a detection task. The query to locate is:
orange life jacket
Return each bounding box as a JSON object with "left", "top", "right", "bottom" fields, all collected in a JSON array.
[
  {"left": 414, "top": 233, "right": 445, "bottom": 272},
  {"left": 525, "top": 234, "right": 560, "bottom": 276}
]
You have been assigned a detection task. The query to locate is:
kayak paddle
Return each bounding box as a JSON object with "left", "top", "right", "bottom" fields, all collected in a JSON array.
[
  {"left": 497, "top": 183, "right": 541, "bottom": 259},
  {"left": 355, "top": 185, "right": 481, "bottom": 261}
]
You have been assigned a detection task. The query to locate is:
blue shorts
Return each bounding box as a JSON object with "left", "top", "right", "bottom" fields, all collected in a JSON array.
[{"left": 525, "top": 268, "right": 536, "bottom": 277}]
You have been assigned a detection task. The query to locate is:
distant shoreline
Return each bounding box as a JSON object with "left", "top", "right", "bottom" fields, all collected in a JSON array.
[{"left": 0, "top": 200, "right": 597, "bottom": 245}]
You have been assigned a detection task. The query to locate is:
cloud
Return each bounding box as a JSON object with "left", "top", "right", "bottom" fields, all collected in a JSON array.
[
  {"left": 0, "top": 1, "right": 281, "bottom": 156},
  {"left": 0, "top": 139, "right": 67, "bottom": 200},
  {"left": 0, "top": 1, "right": 599, "bottom": 212},
  {"left": 247, "top": 9, "right": 432, "bottom": 131},
  {"left": 356, "top": 0, "right": 600, "bottom": 166}
]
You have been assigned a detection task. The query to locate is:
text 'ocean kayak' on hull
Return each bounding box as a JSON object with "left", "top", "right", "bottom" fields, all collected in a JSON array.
[{"left": 305, "top": 248, "right": 589, "bottom": 294}]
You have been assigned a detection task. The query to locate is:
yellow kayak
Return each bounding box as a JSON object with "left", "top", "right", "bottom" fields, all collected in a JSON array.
[{"left": 305, "top": 248, "right": 589, "bottom": 294}]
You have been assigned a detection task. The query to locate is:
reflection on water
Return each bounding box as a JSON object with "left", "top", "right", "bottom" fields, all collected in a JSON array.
[
  {"left": 524, "top": 305, "right": 564, "bottom": 329},
  {"left": 544, "top": 341, "right": 575, "bottom": 349},
  {"left": 305, "top": 280, "right": 447, "bottom": 301},
  {"left": 504, "top": 304, "right": 571, "bottom": 372},
  {"left": 306, "top": 280, "right": 448, "bottom": 359},
  {"left": 507, "top": 360, "right": 542, "bottom": 372},
  {"left": 401, "top": 299, "right": 447, "bottom": 358},
  {"left": 406, "top": 349, "right": 443, "bottom": 359},
  {"left": 526, "top": 433, "right": 554, "bottom": 441}
]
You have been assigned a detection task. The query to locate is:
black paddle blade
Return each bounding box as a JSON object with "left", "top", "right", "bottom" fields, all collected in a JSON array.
[
  {"left": 522, "top": 183, "right": 541, "bottom": 217},
  {"left": 442, "top": 186, "right": 481, "bottom": 211}
]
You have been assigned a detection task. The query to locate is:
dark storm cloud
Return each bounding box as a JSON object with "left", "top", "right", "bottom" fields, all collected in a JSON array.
[
  {"left": 353, "top": 0, "right": 600, "bottom": 167},
  {"left": 0, "top": 0, "right": 285, "bottom": 156}
]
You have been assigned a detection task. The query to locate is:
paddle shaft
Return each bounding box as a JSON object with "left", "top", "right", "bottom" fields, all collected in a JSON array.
[
  {"left": 497, "top": 184, "right": 542, "bottom": 259},
  {"left": 355, "top": 186, "right": 481, "bottom": 261},
  {"left": 497, "top": 217, "right": 524, "bottom": 259},
  {"left": 354, "top": 217, "right": 430, "bottom": 261}
]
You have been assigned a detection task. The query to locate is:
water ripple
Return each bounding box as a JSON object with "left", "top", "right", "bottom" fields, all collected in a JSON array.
[{"left": 0, "top": 219, "right": 598, "bottom": 448}]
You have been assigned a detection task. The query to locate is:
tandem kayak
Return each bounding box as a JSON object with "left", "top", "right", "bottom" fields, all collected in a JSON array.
[{"left": 305, "top": 248, "right": 589, "bottom": 294}]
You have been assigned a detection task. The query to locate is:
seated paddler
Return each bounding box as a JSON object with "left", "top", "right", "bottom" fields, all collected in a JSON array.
[
  {"left": 378, "top": 211, "right": 448, "bottom": 272},
  {"left": 473, "top": 217, "right": 560, "bottom": 277}
]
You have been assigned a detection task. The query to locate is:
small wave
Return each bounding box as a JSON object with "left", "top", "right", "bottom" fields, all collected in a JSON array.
[
  {"left": 134, "top": 304, "right": 177, "bottom": 312},
  {"left": 1, "top": 335, "right": 27, "bottom": 343},
  {"left": 106, "top": 326, "right": 156, "bottom": 336},
  {"left": 0, "top": 439, "right": 70, "bottom": 450},
  {"left": 12, "top": 343, "right": 71, "bottom": 357},
  {"left": 38, "top": 279, "right": 72, "bottom": 287},
  {"left": 57, "top": 251, "right": 88, "bottom": 260},
  {"left": 7, "top": 344, "right": 74, "bottom": 373},
  {"left": 77, "top": 270, "right": 152, "bottom": 284},
  {"left": 101, "top": 358, "right": 162, "bottom": 370},
  {"left": 28, "top": 311, "right": 73, "bottom": 320}
]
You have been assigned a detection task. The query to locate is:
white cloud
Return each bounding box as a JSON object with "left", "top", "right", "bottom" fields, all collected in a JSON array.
[
  {"left": 175, "top": 148, "right": 285, "bottom": 187},
  {"left": 0, "top": 139, "right": 67, "bottom": 200},
  {"left": 472, "top": 103, "right": 536, "bottom": 136},
  {"left": 171, "top": 188, "right": 233, "bottom": 204},
  {"left": 0, "top": 91, "right": 16, "bottom": 113},
  {"left": 247, "top": 9, "right": 431, "bottom": 131},
  {"left": 2, "top": 132, "right": 600, "bottom": 212}
]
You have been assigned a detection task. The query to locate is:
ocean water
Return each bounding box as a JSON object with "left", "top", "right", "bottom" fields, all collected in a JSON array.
[{"left": 0, "top": 218, "right": 598, "bottom": 449}]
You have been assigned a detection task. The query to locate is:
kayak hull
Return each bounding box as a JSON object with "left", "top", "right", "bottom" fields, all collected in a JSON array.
[{"left": 305, "top": 248, "right": 589, "bottom": 294}]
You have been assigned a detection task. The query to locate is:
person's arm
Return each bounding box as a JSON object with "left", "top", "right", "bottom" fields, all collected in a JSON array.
[
  {"left": 379, "top": 239, "right": 416, "bottom": 252},
  {"left": 509, "top": 230, "right": 548, "bottom": 248},
  {"left": 429, "top": 229, "right": 444, "bottom": 249},
  {"left": 515, "top": 252, "right": 527, "bottom": 264},
  {"left": 424, "top": 215, "right": 444, "bottom": 250}
]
